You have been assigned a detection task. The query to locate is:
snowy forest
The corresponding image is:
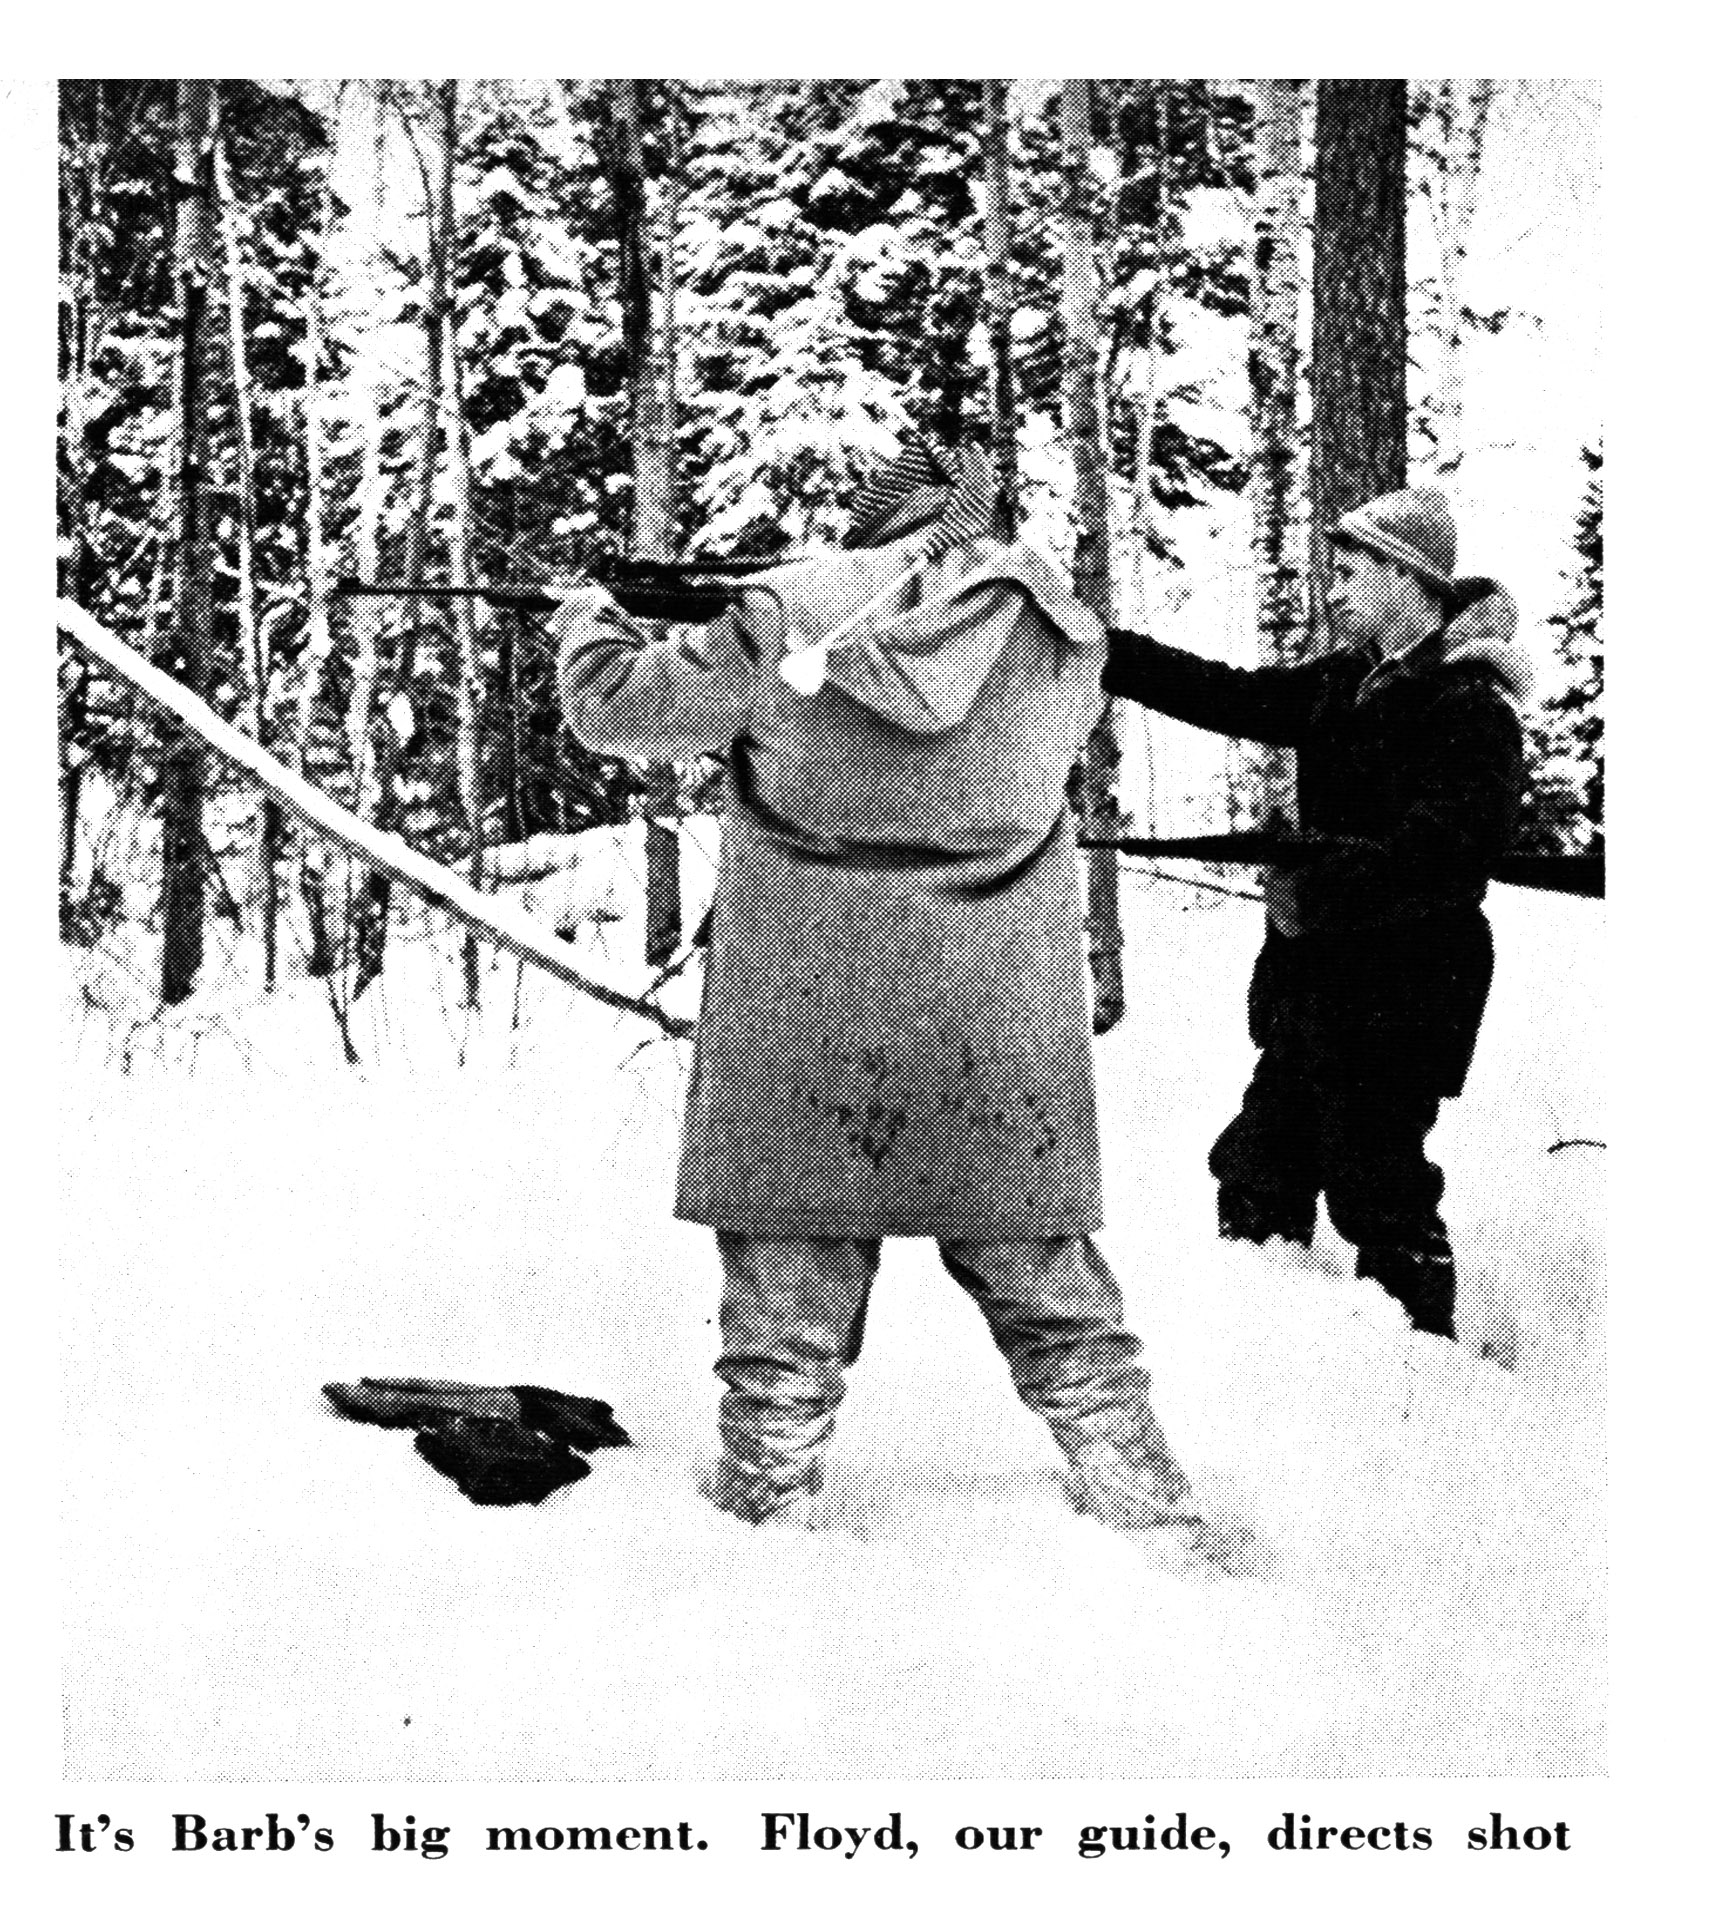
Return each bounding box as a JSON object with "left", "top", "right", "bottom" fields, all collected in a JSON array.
[
  {"left": 57, "top": 79, "right": 1601, "bottom": 1053},
  {"left": 56, "top": 81, "right": 1605, "bottom": 1785}
]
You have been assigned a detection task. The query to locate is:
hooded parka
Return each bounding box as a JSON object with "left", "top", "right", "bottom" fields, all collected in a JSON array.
[{"left": 556, "top": 536, "right": 1110, "bottom": 1238}]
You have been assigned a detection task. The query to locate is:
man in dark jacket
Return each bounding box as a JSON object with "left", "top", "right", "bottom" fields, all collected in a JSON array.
[{"left": 1102, "top": 488, "right": 1530, "bottom": 1338}]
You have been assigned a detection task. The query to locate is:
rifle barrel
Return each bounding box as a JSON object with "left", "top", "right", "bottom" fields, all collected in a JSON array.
[{"left": 332, "top": 579, "right": 561, "bottom": 613}]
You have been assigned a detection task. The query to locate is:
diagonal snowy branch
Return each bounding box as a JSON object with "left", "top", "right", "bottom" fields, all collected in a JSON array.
[{"left": 58, "top": 598, "right": 694, "bottom": 1040}]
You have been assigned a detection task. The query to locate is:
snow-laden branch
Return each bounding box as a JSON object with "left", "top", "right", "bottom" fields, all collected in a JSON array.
[{"left": 57, "top": 599, "right": 695, "bottom": 1040}]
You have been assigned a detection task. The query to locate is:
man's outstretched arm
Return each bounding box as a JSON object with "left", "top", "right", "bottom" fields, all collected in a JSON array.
[{"left": 1102, "top": 628, "right": 1328, "bottom": 747}]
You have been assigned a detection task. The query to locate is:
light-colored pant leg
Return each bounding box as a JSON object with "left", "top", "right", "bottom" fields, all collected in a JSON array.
[
  {"left": 710, "top": 1233, "right": 880, "bottom": 1521},
  {"left": 937, "top": 1236, "right": 1192, "bottom": 1505}
]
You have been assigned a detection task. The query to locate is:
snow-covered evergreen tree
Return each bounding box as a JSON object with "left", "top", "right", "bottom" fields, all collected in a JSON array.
[{"left": 1520, "top": 445, "right": 1602, "bottom": 854}]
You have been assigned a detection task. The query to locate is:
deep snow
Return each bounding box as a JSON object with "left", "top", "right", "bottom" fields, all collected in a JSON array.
[{"left": 58, "top": 862, "right": 1602, "bottom": 1781}]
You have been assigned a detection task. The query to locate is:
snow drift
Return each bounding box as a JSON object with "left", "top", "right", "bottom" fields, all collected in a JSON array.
[{"left": 58, "top": 868, "right": 1602, "bottom": 1780}]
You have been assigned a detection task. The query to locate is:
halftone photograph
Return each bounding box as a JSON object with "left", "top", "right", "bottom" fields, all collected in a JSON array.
[{"left": 56, "top": 77, "right": 1601, "bottom": 1783}]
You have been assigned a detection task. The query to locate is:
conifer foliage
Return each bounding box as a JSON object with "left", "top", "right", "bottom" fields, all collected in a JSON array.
[
  {"left": 1520, "top": 446, "right": 1603, "bottom": 854},
  {"left": 57, "top": 78, "right": 1602, "bottom": 1026}
]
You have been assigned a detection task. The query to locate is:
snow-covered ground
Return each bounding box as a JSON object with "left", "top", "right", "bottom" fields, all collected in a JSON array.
[{"left": 58, "top": 870, "right": 1602, "bottom": 1781}]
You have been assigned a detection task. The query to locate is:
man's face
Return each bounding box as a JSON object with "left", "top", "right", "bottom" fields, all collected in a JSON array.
[{"left": 1327, "top": 542, "right": 1422, "bottom": 649}]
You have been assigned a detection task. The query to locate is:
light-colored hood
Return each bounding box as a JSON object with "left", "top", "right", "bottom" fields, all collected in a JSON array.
[{"left": 754, "top": 533, "right": 1102, "bottom": 734}]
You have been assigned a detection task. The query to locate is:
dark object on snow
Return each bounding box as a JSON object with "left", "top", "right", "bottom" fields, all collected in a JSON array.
[
  {"left": 412, "top": 1415, "right": 592, "bottom": 1506},
  {"left": 323, "top": 1377, "right": 630, "bottom": 1451},
  {"left": 323, "top": 1377, "right": 629, "bottom": 1507},
  {"left": 510, "top": 1384, "right": 630, "bottom": 1453}
]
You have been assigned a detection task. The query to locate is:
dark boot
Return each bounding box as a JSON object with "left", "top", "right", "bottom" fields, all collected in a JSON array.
[
  {"left": 1217, "top": 1180, "right": 1316, "bottom": 1248},
  {"left": 1356, "top": 1226, "right": 1457, "bottom": 1338}
]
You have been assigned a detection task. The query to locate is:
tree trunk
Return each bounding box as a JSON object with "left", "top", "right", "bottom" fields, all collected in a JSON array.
[
  {"left": 1429, "top": 78, "right": 1497, "bottom": 479},
  {"left": 438, "top": 80, "right": 485, "bottom": 1008},
  {"left": 294, "top": 120, "right": 341, "bottom": 980},
  {"left": 345, "top": 82, "right": 437, "bottom": 995},
  {"left": 213, "top": 126, "right": 279, "bottom": 983},
  {"left": 296, "top": 125, "right": 336, "bottom": 778},
  {"left": 1309, "top": 81, "right": 1409, "bottom": 623},
  {"left": 160, "top": 78, "right": 217, "bottom": 1006},
  {"left": 59, "top": 85, "right": 104, "bottom": 898},
  {"left": 345, "top": 78, "right": 389, "bottom": 701},
  {"left": 982, "top": 80, "right": 1018, "bottom": 541},
  {"left": 400, "top": 81, "right": 448, "bottom": 702},
  {"left": 645, "top": 85, "right": 684, "bottom": 967},
  {"left": 1248, "top": 78, "right": 1308, "bottom": 820},
  {"left": 1060, "top": 80, "right": 1124, "bottom": 1035},
  {"left": 603, "top": 78, "right": 682, "bottom": 968},
  {"left": 1119, "top": 87, "right": 1174, "bottom": 837},
  {"left": 498, "top": 616, "right": 526, "bottom": 842}
]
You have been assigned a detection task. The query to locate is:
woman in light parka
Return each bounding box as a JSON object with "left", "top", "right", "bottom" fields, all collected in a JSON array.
[{"left": 557, "top": 442, "right": 1218, "bottom": 1554}]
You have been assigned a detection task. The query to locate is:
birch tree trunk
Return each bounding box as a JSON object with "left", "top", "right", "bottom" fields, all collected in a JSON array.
[
  {"left": 1061, "top": 78, "right": 1124, "bottom": 1035},
  {"left": 1310, "top": 81, "right": 1409, "bottom": 622},
  {"left": 59, "top": 85, "right": 104, "bottom": 893},
  {"left": 160, "top": 78, "right": 217, "bottom": 1006},
  {"left": 982, "top": 80, "right": 1018, "bottom": 542},
  {"left": 1429, "top": 78, "right": 1497, "bottom": 480},
  {"left": 292, "top": 112, "right": 339, "bottom": 780},
  {"left": 352, "top": 81, "right": 402, "bottom": 956},
  {"left": 344, "top": 80, "right": 390, "bottom": 841},
  {"left": 352, "top": 80, "right": 447, "bottom": 994},
  {"left": 293, "top": 118, "right": 343, "bottom": 980},
  {"left": 1120, "top": 86, "right": 1173, "bottom": 837},
  {"left": 1248, "top": 78, "right": 1308, "bottom": 820}
]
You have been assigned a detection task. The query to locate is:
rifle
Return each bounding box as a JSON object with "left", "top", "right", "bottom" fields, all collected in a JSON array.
[
  {"left": 332, "top": 554, "right": 775, "bottom": 626},
  {"left": 1082, "top": 831, "right": 1604, "bottom": 899},
  {"left": 325, "top": 593, "right": 1605, "bottom": 902}
]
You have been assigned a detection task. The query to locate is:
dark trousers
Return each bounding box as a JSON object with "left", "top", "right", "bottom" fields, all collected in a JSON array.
[{"left": 1208, "top": 1045, "right": 1457, "bottom": 1336}]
